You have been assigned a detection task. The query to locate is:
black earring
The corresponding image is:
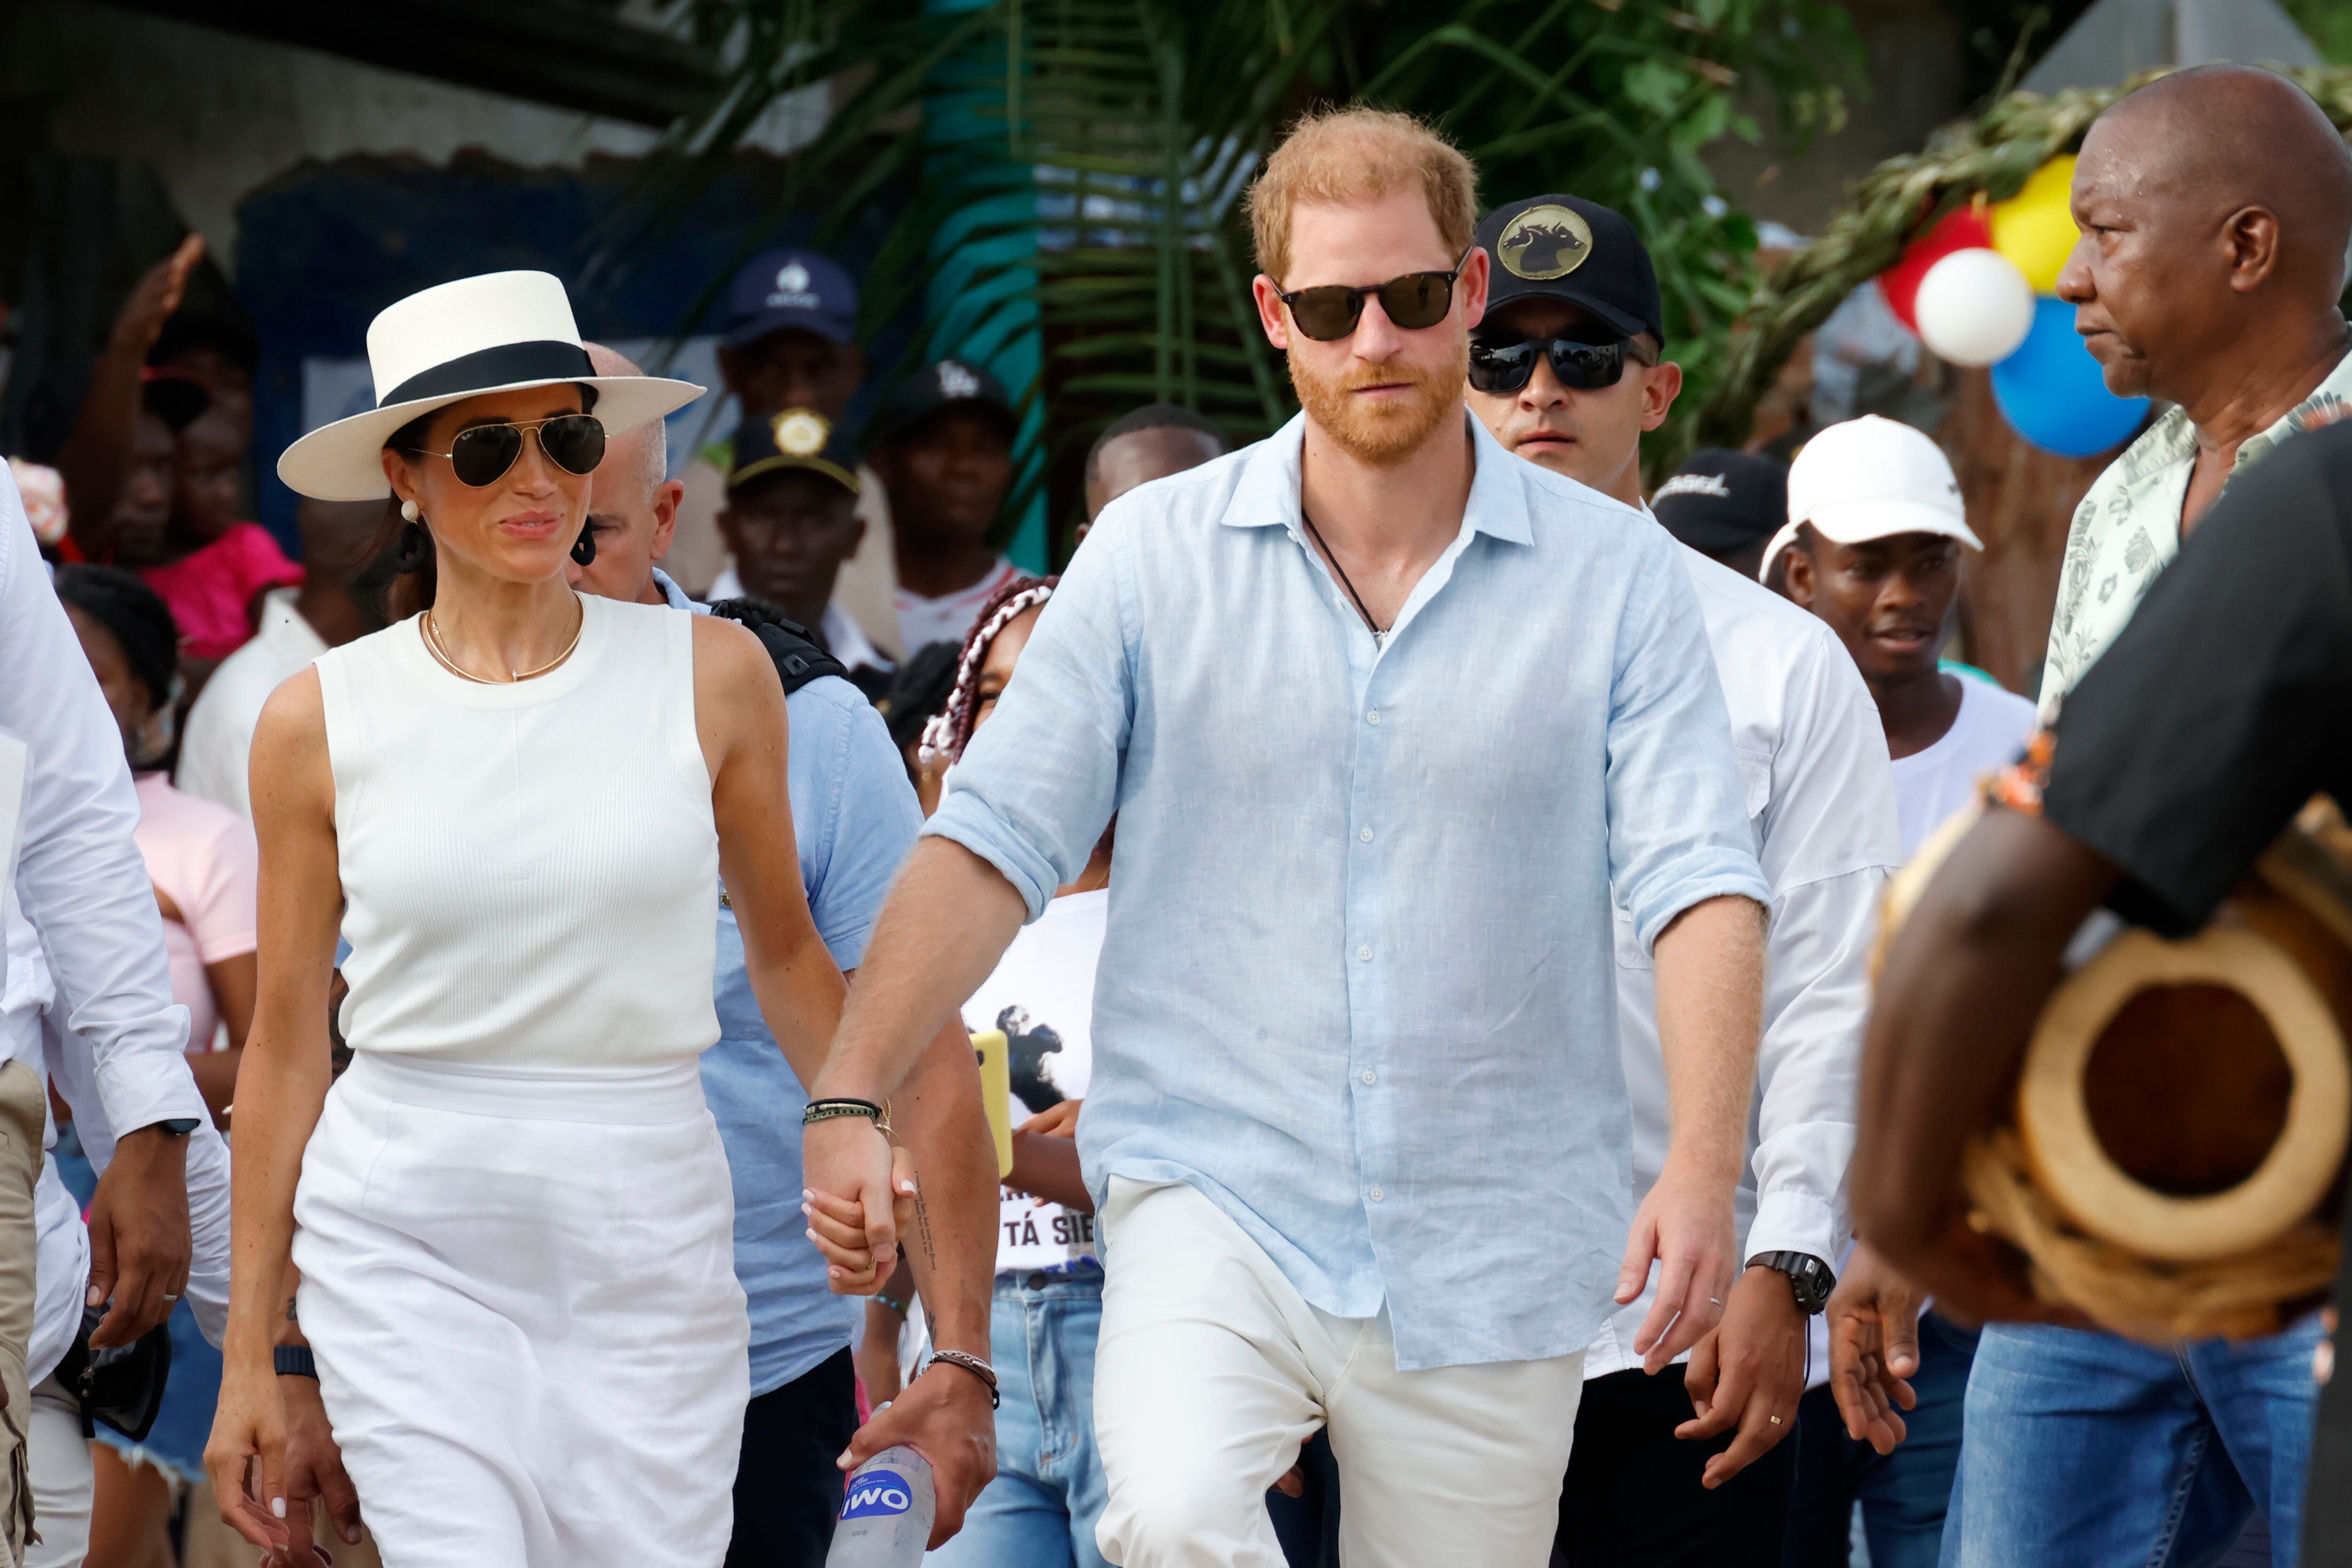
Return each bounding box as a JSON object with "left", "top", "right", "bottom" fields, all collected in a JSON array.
[
  {"left": 393, "top": 520, "right": 430, "bottom": 573},
  {"left": 571, "top": 525, "right": 596, "bottom": 567}
]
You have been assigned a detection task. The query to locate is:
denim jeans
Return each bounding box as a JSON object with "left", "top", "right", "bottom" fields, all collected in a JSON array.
[
  {"left": 1784, "top": 1311, "right": 1977, "bottom": 1568},
  {"left": 929, "top": 1266, "right": 1110, "bottom": 1568},
  {"left": 1941, "top": 1315, "right": 2324, "bottom": 1568}
]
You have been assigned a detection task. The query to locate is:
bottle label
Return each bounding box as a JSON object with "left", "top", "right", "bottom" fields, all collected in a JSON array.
[{"left": 842, "top": 1469, "right": 915, "bottom": 1520}]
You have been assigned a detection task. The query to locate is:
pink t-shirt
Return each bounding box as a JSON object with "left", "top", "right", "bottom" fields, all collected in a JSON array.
[
  {"left": 141, "top": 521, "right": 304, "bottom": 661},
  {"left": 133, "top": 773, "right": 259, "bottom": 1051}
]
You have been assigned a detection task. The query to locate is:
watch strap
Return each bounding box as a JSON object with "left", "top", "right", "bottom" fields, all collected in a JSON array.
[
  {"left": 1748, "top": 1250, "right": 1835, "bottom": 1315},
  {"left": 273, "top": 1344, "right": 319, "bottom": 1379}
]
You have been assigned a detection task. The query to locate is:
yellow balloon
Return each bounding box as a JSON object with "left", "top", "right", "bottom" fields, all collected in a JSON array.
[{"left": 1991, "top": 155, "right": 2080, "bottom": 294}]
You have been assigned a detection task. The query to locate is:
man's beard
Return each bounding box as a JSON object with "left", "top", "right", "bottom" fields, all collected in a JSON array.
[{"left": 1289, "top": 337, "right": 1468, "bottom": 468}]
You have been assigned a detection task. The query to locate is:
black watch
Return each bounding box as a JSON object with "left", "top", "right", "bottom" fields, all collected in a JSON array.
[
  {"left": 1748, "top": 1250, "right": 1835, "bottom": 1316},
  {"left": 273, "top": 1345, "right": 318, "bottom": 1379}
]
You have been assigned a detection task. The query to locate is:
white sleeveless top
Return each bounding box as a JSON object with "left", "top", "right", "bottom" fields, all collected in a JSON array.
[{"left": 316, "top": 594, "right": 720, "bottom": 1072}]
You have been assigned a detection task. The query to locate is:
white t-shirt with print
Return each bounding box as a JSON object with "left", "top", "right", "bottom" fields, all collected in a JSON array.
[
  {"left": 1889, "top": 674, "right": 2039, "bottom": 858},
  {"left": 960, "top": 887, "right": 1106, "bottom": 1273}
]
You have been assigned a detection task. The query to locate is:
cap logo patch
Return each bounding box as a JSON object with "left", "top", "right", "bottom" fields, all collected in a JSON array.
[
  {"left": 1498, "top": 205, "right": 1594, "bottom": 281},
  {"left": 1655, "top": 472, "right": 1730, "bottom": 501},
  {"left": 771, "top": 408, "right": 830, "bottom": 457},
  {"left": 938, "top": 361, "right": 982, "bottom": 399},
  {"left": 765, "top": 260, "right": 820, "bottom": 310}
]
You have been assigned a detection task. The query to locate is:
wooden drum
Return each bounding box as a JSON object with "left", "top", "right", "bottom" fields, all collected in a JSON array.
[{"left": 1884, "top": 802, "right": 2352, "bottom": 1343}]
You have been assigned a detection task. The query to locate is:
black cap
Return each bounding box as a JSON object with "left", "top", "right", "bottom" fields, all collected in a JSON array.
[
  {"left": 725, "top": 247, "right": 858, "bottom": 348},
  {"left": 1474, "top": 194, "right": 1664, "bottom": 344},
  {"left": 1650, "top": 448, "right": 1789, "bottom": 554},
  {"left": 868, "top": 359, "right": 1017, "bottom": 449},
  {"left": 729, "top": 408, "right": 861, "bottom": 496}
]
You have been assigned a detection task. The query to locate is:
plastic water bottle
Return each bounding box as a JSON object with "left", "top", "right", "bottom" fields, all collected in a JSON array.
[{"left": 826, "top": 1444, "right": 935, "bottom": 1565}]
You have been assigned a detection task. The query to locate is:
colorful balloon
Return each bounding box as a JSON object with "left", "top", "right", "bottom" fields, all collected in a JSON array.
[
  {"left": 1914, "top": 249, "right": 2036, "bottom": 367},
  {"left": 1990, "top": 155, "right": 2080, "bottom": 294},
  {"left": 1878, "top": 205, "right": 1995, "bottom": 334},
  {"left": 1991, "top": 297, "right": 2150, "bottom": 459}
]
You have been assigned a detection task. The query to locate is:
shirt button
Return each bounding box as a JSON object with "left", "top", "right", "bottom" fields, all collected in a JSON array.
[
  {"left": 1358, "top": 826, "right": 1374, "bottom": 843},
  {"left": 1357, "top": 944, "right": 1372, "bottom": 962},
  {"left": 1368, "top": 1186, "right": 1385, "bottom": 1203},
  {"left": 1361, "top": 1069, "right": 1376, "bottom": 1085},
  {"left": 1366, "top": 708, "right": 1381, "bottom": 724}
]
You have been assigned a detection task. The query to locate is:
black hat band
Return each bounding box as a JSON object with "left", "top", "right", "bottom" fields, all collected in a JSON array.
[{"left": 379, "top": 340, "right": 596, "bottom": 410}]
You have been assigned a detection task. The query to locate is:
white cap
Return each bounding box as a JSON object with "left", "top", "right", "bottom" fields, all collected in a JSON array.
[{"left": 1759, "top": 414, "right": 1980, "bottom": 581}]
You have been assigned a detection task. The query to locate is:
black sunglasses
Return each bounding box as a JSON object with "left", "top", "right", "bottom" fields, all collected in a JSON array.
[
  {"left": 1277, "top": 250, "right": 1474, "bottom": 342},
  {"left": 1467, "top": 333, "right": 1642, "bottom": 396},
  {"left": 409, "top": 414, "right": 607, "bottom": 488}
]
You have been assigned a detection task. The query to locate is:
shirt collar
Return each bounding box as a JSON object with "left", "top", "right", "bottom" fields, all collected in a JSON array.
[
  {"left": 650, "top": 567, "right": 708, "bottom": 615},
  {"left": 1222, "top": 409, "right": 1534, "bottom": 547}
]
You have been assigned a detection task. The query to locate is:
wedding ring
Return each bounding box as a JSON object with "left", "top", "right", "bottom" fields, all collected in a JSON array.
[
  {"left": 1708, "top": 1297, "right": 1722, "bottom": 1306},
  {"left": 161, "top": 1293, "right": 179, "bottom": 1302}
]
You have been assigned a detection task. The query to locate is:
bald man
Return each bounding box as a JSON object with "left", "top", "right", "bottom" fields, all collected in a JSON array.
[
  {"left": 566, "top": 342, "right": 689, "bottom": 605},
  {"left": 1853, "top": 67, "right": 2351, "bottom": 1568},
  {"left": 2039, "top": 63, "right": 2352, "bottom": 722}
]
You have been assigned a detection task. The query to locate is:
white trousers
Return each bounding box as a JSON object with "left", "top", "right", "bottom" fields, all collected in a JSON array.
[
  {"left": 21, "top": 1380, "right": 88, "bottom": 1568},
  {"left": 1091, "top": 1179, "right": 1584, "bottom": 1568}
]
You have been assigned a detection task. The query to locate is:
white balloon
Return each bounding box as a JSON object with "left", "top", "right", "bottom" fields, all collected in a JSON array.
[{"left": 1914, "top": 248, "right": 2036, "bottom": 367}]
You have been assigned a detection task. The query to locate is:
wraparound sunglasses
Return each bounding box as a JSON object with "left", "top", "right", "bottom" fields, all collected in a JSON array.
[
  {"left": 1467, "top": 333, "right": 1639, "bottom": 395},
  {"left": 406, "top": 413, "right": 607, "bottom": 487},
  {"left": 1277, "top": 250, "right": 1474, "bottom": 342}
]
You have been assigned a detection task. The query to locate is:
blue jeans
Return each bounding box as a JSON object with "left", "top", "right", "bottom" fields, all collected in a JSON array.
[
  {"left": 928, "top": 1267, "right": 1110, "bottom": 1568},
  {"left": 1785, "top": 1311, "right": 1977, "bottom": 1568},
  {"left": 1942, "top": 1316, "right": 2324, "bottom": 1568}
]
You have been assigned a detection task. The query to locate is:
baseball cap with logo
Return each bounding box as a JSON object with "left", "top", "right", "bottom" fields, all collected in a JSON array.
[
  {"left": 1472, "top": 193, "right": 1665, "bottom": 344},
  {"left": 1650, "top": 447, "right": 1788, "bottom": 556},
  {"left": 724, "top": 247, "right": 859, "bottom": 348},
  {"left": 1760, "top": 414, "right": 1982, "bottom": 581},
  {"left": 728, "top": 407, "right": 861, "bottom": 496},
  {"left": 868, "top": 359, "right": 1018, "bottom": 448}
]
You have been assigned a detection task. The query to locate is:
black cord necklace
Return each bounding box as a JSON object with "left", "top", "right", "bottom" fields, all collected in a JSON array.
[{"left": 1300, "top": 510, "right": 1390, "bottom": 645}]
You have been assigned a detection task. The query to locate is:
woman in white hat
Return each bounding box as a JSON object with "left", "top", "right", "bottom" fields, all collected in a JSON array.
[{"left": 202, "top": 272, "right": 885, "bottom": 1566}]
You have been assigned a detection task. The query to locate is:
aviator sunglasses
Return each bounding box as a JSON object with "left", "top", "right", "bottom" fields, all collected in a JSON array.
[
  {"left": 1467, "top": 333, "right": 1643, "bottom": 396},
  {"left": 407, "top": 413, "right": 607, "bottom": 487},
  {"left": 1277, "top": 250, "right": 1475, "bottom": 342}
]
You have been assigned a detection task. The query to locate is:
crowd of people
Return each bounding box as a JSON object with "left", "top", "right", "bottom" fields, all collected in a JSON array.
[{"left": 1, "top": 56, "right": 2349, "bottom": 1568}]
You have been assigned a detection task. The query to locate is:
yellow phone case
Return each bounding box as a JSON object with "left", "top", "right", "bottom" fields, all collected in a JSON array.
[{"left": 971, "top": 1030, "right": 1015, "bottom": 1178}]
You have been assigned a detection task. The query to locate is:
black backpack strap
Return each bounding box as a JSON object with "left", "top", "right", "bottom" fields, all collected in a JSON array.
[{"left": 705, "top": 597, "right": 850, "bottom": 695}]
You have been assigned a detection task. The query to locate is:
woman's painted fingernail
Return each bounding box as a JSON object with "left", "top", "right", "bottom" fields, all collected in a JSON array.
[
  {"left": 802, "top": 1188, "right": 814, "bottom": 1201},
  {"left": 345, "top": 1525, "right": 363, "bottom": 1543},
  {"left": 272, "top": 1496, "right": 288, "bottom": 1519},
  {"left": 86, "top": 1285, "right": 104, "bottom": 1307},
  {"left": 805, "top": 1228, "right": 820, "bottom": 1243}
]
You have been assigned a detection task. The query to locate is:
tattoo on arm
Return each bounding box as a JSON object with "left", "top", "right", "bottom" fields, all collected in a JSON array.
[
  {"left": 914, "top": 1185, "right": 938, "bottom": 1275},
  {"left": 284, "top": 1296, "right": 299, "bottom": 1323}
]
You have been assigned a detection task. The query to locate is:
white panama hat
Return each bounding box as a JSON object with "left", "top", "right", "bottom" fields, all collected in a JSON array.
[
  {"left": 276, "top": 271, "right": 705, "bottom": 502},
  {"left": 1758, "top": 414, "right": 1982, "bottom": 582}
]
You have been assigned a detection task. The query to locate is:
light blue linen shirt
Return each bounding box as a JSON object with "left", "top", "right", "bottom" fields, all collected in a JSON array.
[
  {"left": 654, "top": 570, "right": 925, "bottom": 1394},
  {"left": 925, "top": 413, "right": 1770, "bottom": 1370}
]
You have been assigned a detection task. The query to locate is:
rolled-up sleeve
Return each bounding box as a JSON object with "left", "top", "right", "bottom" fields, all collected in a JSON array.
[
  {"left": 1603, "top": 537, "right": 1772, "bottom": 949},
  {"left": 1, "top": 478, "right": 203, "bottom": 1136},
  {"left": 923, "top": 519, "right": 1136, "bottom": 921}
]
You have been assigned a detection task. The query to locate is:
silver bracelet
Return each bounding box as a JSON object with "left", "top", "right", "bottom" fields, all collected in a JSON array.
[{"left": 927, "top": 1348, "right": 1000, "bottom": 1409}]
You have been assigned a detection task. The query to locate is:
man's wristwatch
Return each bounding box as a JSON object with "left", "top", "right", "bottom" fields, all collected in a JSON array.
[
  {"left": 273, "top": 1345, "right": 319, "bottom": 1379},
  {"left": 1748, "top": 1251, "right": 1836, "bottom": 1316}
]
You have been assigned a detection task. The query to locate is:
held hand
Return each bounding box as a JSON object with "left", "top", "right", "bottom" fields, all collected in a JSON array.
[
  {"left": 204, "top": 1354, "right": 292, "bottom": 1554},
  {"left": 1825, "top": 1241, "right": 1925, "bottom": 1455},
  {"left": 276, "top": 1373, "right": 363, "bottom": 1559},
  {"left": 802, "top": 1140, "right": 917, "bottom": 1294},
  {"left": 1616, "top": 1160, "right": 1736, "bottom": 1373},
  {"left": 839, "top": 1358, "right": 998, "bottom": 1550},
  {"left": 86, "top": 1125, "right": 192, "bottom": 1348},
  {"left": 1678, "top": 1265, "right": 1806, "bottom": 1487}
]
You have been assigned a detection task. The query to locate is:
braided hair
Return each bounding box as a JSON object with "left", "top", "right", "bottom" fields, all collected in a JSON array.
[
  {"left": 917, "top": 573, "right": 1058, "bottom": 768},
  {"left": 53, "top": 565, "right": 181, "bottom": 710}
]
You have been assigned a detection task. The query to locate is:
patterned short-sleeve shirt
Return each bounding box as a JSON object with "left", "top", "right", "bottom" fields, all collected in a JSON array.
[{"left": 2039, "top": 336, "right": 2352, "bottom": 724}]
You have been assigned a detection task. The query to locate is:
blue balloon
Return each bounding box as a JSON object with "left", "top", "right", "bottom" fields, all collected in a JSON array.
[{"left": 1990, "top": 297, "right": 2150, "bottom": 459}]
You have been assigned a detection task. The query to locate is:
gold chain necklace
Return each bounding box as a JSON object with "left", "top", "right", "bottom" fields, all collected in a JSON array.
[{"left": 420, "top": 600, "right": 585, "bottom": 684}]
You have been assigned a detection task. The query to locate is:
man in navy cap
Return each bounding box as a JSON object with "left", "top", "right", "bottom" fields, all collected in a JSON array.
[
  {"left": 1464, "top": 193, "right": 1900, "bottom": 1568},
  {"left": 1650, "top": 448, "right": 1790, "bottom": 585},
  {"left": 672, "top": 248, "right": 905, "bottom": 658},
  {"left": 718, "top": 408, "right": 895, "bottom": 695},
  {"left": 864, "top": 360, "right": 1022, "bottom": 655}
]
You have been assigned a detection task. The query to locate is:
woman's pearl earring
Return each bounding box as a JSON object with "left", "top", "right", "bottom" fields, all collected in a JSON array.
[{"left": 400, "top": 499, "right": 421, "bottom": 524}]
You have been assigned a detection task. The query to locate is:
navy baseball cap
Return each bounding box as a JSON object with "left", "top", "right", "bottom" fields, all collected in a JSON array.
[
  {"left": 729, "top": 407, "right": 861, "bottom": 496},
  {"left": 1474, "top": 194, "right": 1665, "bottom": 344},
  {"left": 1651, "top": 448, "right": 1789, "bottom": 555},
  {"left": 724, "top": 247, "right": 858, "bottom": 347},
  {"left": 868, "top": 359, "right": 1017, "bottom": 448}
]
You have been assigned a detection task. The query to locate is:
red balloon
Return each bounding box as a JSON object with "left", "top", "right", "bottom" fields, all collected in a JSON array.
[{"left": 1878, "top": 205, "right": 1995, "bottom": 335}]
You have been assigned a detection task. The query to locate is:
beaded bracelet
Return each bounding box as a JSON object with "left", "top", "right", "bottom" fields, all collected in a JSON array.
[{"left": 803, "top": 1097, "right": 892, "bottom": 1135}]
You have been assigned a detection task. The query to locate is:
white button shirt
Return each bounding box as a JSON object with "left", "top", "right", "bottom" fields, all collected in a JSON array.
[{"left": 1581, "top": 541, "right": 1900, "bottom": 1382}]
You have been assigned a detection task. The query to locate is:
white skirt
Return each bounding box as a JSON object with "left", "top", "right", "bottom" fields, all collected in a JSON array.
[{"left": 292, "top": 1052, "right": 750, "bottom": 1568}]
